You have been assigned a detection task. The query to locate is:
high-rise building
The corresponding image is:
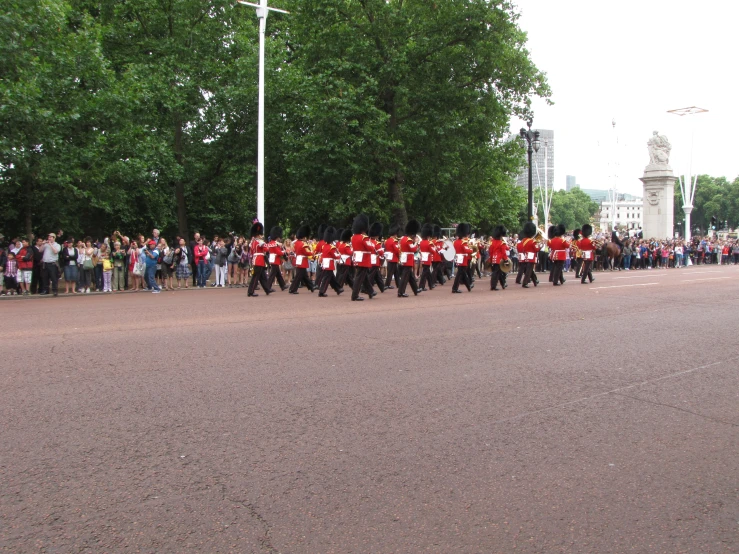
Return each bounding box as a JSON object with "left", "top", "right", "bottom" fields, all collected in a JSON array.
[
  {"left": 566, "top": 175, "right": 578, "bottom": 191},
  {"left": 515, "top": 129, "right": 554, "bottom": 192}
]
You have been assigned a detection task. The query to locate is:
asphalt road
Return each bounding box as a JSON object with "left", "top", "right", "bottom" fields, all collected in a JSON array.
[{"left": 2, "top": 265, "right": 738, "bottom": 553}]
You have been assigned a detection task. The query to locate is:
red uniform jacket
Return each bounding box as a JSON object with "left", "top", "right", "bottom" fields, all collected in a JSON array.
[
  {"left": 293, "top": 240, "right": 312, "bottom": 269},
  {"left": 419, "top": 239, "right": 433, "bottom": 266},
  {"left": 371, "top": 239, "right": 384, "bottom": 267},
  {"left": 579, "top": 237, "right": 595, "bottom": 261},
  {"left": 548, "top": 237, "right": 571, "bottom": 262},
  {"left": 384, "top": 237, "right": 399, "bottom": 263},
  {"left": 321, "top": 243, "right": 339, "bottom": 271},
  {"left": 266, "top": 240, "right": 284, "bottom": 266},
  {"left": 453, "top": 239, "right": 473, "bottom": 267},
  {"left": 338, "top": 241, "right": 353, "bottom": 266},
  {"left": 488, "top": 239, "right": 508, "bottom": 265},
  {"left": 519, "top": 238, "right": 540, "bottom": 263},
  {"left": 250, "top": 238, "right": 267, "bottom": 267},
  {"left": 351, "top": 234, "right": 374, "bottom": 268},
  {"left": 433, "top": 239, "right": 446, "bottom": 263},
  {"left": 399, "top": 236, "right": 418, "bottom": 267},
  {"left": 314, "top": 240, "right": 325, "bottom": 264}
]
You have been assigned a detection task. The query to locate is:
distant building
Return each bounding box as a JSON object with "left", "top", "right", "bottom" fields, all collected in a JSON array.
[
  {"left": 566, "top": 175, "right": 578, "bottom": 191},
  {"left": 579, "top": 188, "right": 610, "bottom": 203},
  {"left": 599, "top": 195, "right": 643, "bottom": 231},
  {"left": 515, "top": 129, "right": 554, "bottom": 192}
]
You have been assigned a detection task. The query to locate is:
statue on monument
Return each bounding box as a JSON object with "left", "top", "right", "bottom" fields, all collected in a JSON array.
[{"left": 647, "top": 131, "right": 671, "bottom": 166}]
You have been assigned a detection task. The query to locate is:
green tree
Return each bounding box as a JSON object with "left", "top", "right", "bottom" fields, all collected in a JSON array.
[
  {"left": 545, "top": 188, "right": 599, "bottom": 231},
  {"left": 282, "top": 0, "right": 549, "bottom": 228}
]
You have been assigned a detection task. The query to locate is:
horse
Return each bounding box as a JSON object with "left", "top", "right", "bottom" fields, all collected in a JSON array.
[{"left": 602, "top": 241, "right": 622, "bottom": 271}]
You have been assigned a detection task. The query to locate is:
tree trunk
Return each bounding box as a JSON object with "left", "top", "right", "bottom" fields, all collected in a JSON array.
[
  {"left": 24, "top": 177, "right": 33, "bottom": 239},
  {"left": 174, "top": 117, "right": 188, "bottom": 238},
  {"left": 383, "top": 88, "right": 408, "bottom": 226}
]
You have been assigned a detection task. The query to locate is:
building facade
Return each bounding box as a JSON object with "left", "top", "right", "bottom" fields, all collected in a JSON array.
[
  {"left": 599, "top": 195, "right": 644, "bottom": 231},
  {"left": 515, "top": 129, "right": 554, "bottom": 191}
]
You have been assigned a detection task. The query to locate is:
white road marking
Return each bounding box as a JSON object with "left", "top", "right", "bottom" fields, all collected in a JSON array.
[
  {"left": 590, "top": 283, "right": 660, "bottom": 290},
  {"left": 681, "top": 277, "right": 732, "bottom": 282}
]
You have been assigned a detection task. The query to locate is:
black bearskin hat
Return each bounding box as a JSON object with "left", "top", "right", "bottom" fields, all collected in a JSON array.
[
  {"left": 250, "top": 222, "right": 264, "bottom": 238},
  {"left": 323, "top": 226, "right": 336, "bottom": 243},
  {"left": 581, "top": 224, "right": 593, "bottom": 238},
  {"left": 388, "top": 223, "right": 400, "bottom": 237},
  {"left": 404, "top": 219, "right": 421, "bottom": 237},
  {"left": 352, "top": 214, "right": 369, "bottom": 235},
  {"left": 421, "top": 223, "right": 433, "bottom": 239},
  {"left": 340, "top": 229, "right": 352, "bottom": 242},
  {"left": 316, "top": 224, "right": 326, "bottom": 242},
  {"left": 456, "top": 223, "right": 471, "bottom": 238},
  {"left": 522, "top": 221, "right": 537, "bottom": 238},
  {"left": 555, "top": 224, "right": 566, "bottom": 237},
  {"left": 269, "top": 226, "right": 283, "bottom": 240},
  {"left": 336, "top": 228, "right": 345, "bottom": 242},
  {"left": 296, "top": 224, "right": 310, "bottom": 240},
  {"left": 573, "top": 229, "right": 582, "bottom": 240},
  {"left": 433, "top": 224, "right": 442, "bottom": 239},
  {"left": 547, "top": 225, "right": 557, "bottom": 240},
  {"left": 492, "top": 225, "right": 507, "bottom": 240},
  {"left": 369, "top": 222, "right": 383, "bottom": 238}
]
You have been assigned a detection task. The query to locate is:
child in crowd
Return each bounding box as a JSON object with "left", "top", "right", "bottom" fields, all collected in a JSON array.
[
  {"left": 3, "top": 251, "right": 19, "bottom": 295},
  {"left": 99, "top": 243, "right": 113, "bottom": 292}
]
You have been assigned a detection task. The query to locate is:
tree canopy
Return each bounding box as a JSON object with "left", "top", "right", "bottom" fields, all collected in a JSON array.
[
  {"left": 542, "top": 188, "right": 599, "bottom": 232},
  {"left": 673, "top": 175, "right": 739, "bottom": 233},
  {"left": 1, "top": 0, "right": 549, "bottom": 240}
]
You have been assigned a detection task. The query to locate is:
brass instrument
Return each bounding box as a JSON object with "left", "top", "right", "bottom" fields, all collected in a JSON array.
[
  {"left": 533, "top": 227, "right": 547, "bottom": 248},
  {"left": 500, "top": 258, "right": 513, "bottom": 273},
  {"left": 592, "top": 238, "right": 604, "bottom": 250}
]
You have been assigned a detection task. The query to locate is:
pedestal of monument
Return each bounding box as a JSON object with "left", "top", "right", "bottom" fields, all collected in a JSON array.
[{"left": 640, "top": 164, "right": 675, "bottom": 239}]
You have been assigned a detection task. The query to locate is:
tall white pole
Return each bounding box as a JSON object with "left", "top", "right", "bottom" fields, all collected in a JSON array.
[
  {"left": 237, "top": 0, "right": 289, "bottom": 225},
  {"left": 256, "top": 0, "right": 266, "bottom": 225},
  {"left": 544, "top": 141, "right": 549, "bottom": 230}
]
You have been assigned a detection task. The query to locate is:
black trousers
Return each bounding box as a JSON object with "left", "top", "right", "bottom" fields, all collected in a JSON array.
[
  {"left": 369, "top": 266, "right": 385, "bottom": 292},
  {"left": 522, "top": 262, "right": 538, "bottom": 286},
  {"left": 248, "top": 265, "right": 270, "bottom": 295},
  {"left": 490, "top": 264, "right": 506, "bottom": 290},
  {"left": 431, "top": 261, "right": 446, "bottom": 285},
  {"left": 452, "top": 265, "right": 472, "bottom": 292},
  {"left": 384, "top": 262, "right": 399, "bottom": 287},
  {"left": 41, "top": 262, "right": 59, "bottom": 294},
  {"left": 267, "top": 265, "right": 287, "bottom": 290},
  {"left": 418, "top": 265, "right": 433, "bottom": 289},
  {"left": 515, "top": 261, "right": 526, "bottom": 284},
  {"left": 573, "top": 258, "right": 583, "bottom": 278},
  {"left": 31, "top": 264, "right": 42, "bottom": 293},
  {"left": 580, "top": 260, "right": 594, "bottom": 283},
  {"left": 398, "top": 265, "right": 419, "bottom": 295},
  {"left": 318, "top": 269, "right": 342, "bottom": 295},
  {"left": 337, "top": 265, "right": 353, "bottom": 288},
  {"left": 315, "top": 266, "right": 323, "bottom": 288},
  {"left": 289, "top": 267, "right": 314, "bottom": 293},
  {"left": 551, "top": 260, "right": 565, "bottom": 285},
  {"left": 548, "top": 258, "right": 556, "bottom": 282},
  {"left": 351, "top": 266, "right": 374, "bottom": 300}
]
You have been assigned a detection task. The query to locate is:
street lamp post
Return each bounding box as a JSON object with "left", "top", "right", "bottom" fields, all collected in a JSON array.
[
  {"left": 520, "top": 121, "right": 540, "bottom": 221},
  {"left": 237, "top": 0, "right": 289, "bottom": 225}
]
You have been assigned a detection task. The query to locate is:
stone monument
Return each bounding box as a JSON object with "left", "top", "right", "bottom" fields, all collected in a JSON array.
[{"left": 640, "top": 131, "right": 676, "bottom": 238}]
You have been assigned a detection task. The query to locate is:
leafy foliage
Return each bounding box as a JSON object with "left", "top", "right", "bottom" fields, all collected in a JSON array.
[
  {"left": 1, "top": 0, "right": 549, "bottom": 240},
  {"left": 544, "top": 188, "right": 599, "bottom": 232}
]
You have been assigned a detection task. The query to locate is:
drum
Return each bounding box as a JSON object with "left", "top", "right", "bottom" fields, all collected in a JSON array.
[{"left": 441, "top": 240, "right": 456, "bottom": 262}]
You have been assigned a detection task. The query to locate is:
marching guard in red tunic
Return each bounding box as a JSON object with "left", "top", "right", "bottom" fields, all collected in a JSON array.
[
  {"left": 247, "top": 222, "right": 272, "bottom": 297},
  {"left": 397, "top": 219, "right": 421, "bottom": 297},
  {"left": 519, "top": 221, "right": 540, "bottom": 288},
  {"left": 432, "top": 225, "right": 449, "bottom": 285},
  {"left": 289, "top": 225, "right": 315, "bottom": 294},
  {"left": 452, "top": 223, "right": 473, "bottom": 293},
  {"left": 571, "top": 228, "right": 582, "bottom": 279},
  {"left": 368, "top": 222, "right": 386, "bottom": 293},
  {"left": 350, "top": 214, "right": 375, "bottom": 301},
  {"left": 383, "top": 224, "right": 400, "bottom": 289},
  {"left": 266, "top": 226, "right": 287, "bottom": 291},
  {"left": 336, "top": 229, "right": 354, "bottom": 289},
  {"left": 579, "top": 224, "right": 596, "bottom": 284},
  {"left": 488, "top": 225, "right": 509, "bottom": 291},
  {"left": 418, "top": 223, "right": 435, "bottom": 291},
  {"left": 313, "top": 223, "right": 326, "bottom": 289},
  {"left": 549, "top": 224, "right": 570, "bottom": 286},
  {"left": 317, "top": 227, "right": 343, "bottom": 296}
]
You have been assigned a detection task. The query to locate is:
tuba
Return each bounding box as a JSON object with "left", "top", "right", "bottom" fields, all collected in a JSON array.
[{"left": 533, "top": 227, "right": 547, "bottom": 248}]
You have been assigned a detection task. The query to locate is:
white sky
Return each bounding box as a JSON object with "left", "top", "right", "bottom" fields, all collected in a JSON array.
[{"left": 510, "top": 0, "right": 739, "bottom": 195}]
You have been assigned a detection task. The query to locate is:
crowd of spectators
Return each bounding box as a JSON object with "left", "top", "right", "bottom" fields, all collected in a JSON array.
[{"left": 0, "top": 228, "right": 737, "bottom": 297}]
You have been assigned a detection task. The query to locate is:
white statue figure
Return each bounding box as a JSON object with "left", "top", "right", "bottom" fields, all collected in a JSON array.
[{"left": 647, "top": 131, "right": 671, "bottom": 166}]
